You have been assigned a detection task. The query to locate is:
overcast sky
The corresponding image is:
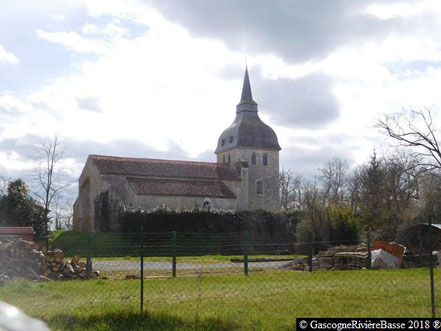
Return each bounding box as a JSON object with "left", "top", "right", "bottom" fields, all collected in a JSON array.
[{"left": 2, "top": 0, "right": 441, "bottom": 198}]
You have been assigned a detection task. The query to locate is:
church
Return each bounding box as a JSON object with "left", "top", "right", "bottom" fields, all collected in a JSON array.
[{"left": 73, "top": 68, "right": 281, "bottom": 232}]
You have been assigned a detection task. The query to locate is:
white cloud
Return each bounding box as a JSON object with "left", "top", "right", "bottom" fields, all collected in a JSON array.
[
  {"left": 0, "top": 45, "right": 18, "bottom": 64},
  {"left": 2, "top": 0, "right": 441, "bottom": 179},
  {"left": 0, "top": 151, "right": 35, "bottom": 172},
  {"left": 35, "top": 29, "right": 109, "bottom": 54}
]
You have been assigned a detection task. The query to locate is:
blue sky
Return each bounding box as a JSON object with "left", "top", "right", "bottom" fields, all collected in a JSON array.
[{"left": 1, "top": 0, "right": 441, "bottom": 201}]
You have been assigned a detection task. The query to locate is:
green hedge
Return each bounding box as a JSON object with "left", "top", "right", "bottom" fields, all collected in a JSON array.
[
  {"left": 118, "top": 208, "right": 302, "bottom": 255},
  {"left": 119, "top": 207, "right": 300, "bottom": 234}
]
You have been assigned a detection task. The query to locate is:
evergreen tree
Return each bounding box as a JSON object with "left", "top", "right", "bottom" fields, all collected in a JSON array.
[{"left": 0, "top": 179, "right": 48, "bottom": 241}]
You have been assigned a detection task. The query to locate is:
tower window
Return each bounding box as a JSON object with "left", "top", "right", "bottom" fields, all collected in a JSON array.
[
  {"left": 263, "top": 154, "right": 268, "bottom": 166},
  {"left": 256, "top": 180, "right": 263, "bottom": 195},
  {"left": 251, "top": 153, "right": 256, "bottom": 165},
  {"left": 229, "top": 136, "right": 234, "bottom": 143},
  {"left": 228, "top": 154, "right": 231, "bottom": 164},
  {"left": 221, "top": 139, "right": 225, "bottom": 146}
]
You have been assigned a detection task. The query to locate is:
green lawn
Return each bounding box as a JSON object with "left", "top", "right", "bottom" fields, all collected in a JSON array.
[{"left": 1, "top": 268, "right": 438, "bottom": 330}]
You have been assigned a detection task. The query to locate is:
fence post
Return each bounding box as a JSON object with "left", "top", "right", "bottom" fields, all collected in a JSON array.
[
  {"left": 366, "top": 230, "right": 372, "bottom": 270},
  {"left": 429, "top": 219, "right": 436, "bottom": 317},
  {"left": 308, "top": 232, "right": 313, "bottom": 272},
  {"left": 244, "top": 231, "right": 249, "bottom": 276},
  {"left": 172, "top": 231, "right": 177, "bottom": 278},
  {"left": 140, "top": 225, "right": 144, "bottom": 314},
  {"left": 418, "top": 229, "right": 423, "bottom": 267},
  {"left": 86, "top": 232, "right": 92, "bottom": 279}
]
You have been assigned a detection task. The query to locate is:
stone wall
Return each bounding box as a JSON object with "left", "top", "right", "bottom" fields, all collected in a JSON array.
[
  {"left": 217, "top": 147, "right": 280, "bottom": 210},
  {"left": 73, "top": 157, "right": 240, "bottom": 232}
]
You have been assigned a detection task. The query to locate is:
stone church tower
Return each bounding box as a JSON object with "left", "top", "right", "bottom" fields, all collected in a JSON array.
[{"left": 215, "top": 68, "right": 281, "bottom": 210}]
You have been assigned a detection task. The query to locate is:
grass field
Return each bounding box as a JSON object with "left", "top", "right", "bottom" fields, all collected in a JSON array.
[{"left": 1, "top": 268, "right": 439, "bottom": 330}]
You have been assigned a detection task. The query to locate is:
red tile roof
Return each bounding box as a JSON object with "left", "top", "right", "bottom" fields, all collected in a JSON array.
[
  {"left": 0, "top": 227, "right": 35, "bottom": 235},
  {"left": 90, "top": 155, "right": 240, "bottom": 181},
  {"left": 127, "top": 177, "right": 236, "bottom": 199}
]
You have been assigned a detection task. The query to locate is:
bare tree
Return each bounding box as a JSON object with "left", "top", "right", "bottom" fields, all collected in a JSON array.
[
  {"left": 279, "top": 170, "right": 303, "bottom": 210},
  {"left": 53, "top": 196, "right": 74, "bottom": 230},
  {"left": 377, "top": 108, "right": 441, "bottom": 170},
  {"left": 60, "top": 200, "right": 74, "bottom": 230},
  {"left": 33, "top": 136, "right": 72, "bottom": 237},
  {"left": 319, "top": 157, "right": 349, "bottom": 207}
]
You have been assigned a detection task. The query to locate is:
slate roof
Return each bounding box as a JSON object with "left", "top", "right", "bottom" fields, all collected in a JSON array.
[
  {"left": 237, "top": 66, "right": 258, "bottom": 111},
  {"left": 215, "top": 67, "right": 281, "bottom": 153},
  {"left": 90, "top": 155, "right": 240, "bottom": 181},
  {"left": 127, "top": 177, "right": 236, "bottom": 198}
]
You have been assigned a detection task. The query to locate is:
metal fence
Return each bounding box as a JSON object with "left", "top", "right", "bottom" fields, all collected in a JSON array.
[{"left": 0, "top": 229, "right": 440, "bottom": 330}]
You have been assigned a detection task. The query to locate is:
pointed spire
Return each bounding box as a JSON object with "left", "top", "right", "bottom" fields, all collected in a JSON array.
[
  {"left": 237, "top": 66, "right": 258, "bottom": 113},
  {"left": 240, "top": 67, "right": 254, "bottom": 103}
]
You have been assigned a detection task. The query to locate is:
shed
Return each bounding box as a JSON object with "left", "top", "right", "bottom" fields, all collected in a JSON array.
[{"left": 0, "top": 227, "right": 36, "bottom": 242}]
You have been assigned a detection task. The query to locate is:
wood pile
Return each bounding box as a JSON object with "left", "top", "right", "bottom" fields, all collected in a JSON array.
[
  {"left": 0, "top": 237, "right": 99, "bottom": 281},
  {"left": 317, "top": 245, "right": 368, "bottom": 270},
  {"left": 283, "top": 257, "right": 319, "bottom": 271},
  {"left": 40, "top": 249, "right": 100, "bottom": 280},
  {"left": 283, "top": 244, "right": 368, "bottom": 271}
]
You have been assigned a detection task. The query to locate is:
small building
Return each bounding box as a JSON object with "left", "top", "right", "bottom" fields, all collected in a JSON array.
[
  {"left": 0, "top": 227, "right": 36, "bottom": 242},
  {"left": 73, "top": 68, "right": 281, "bottom": 232}
]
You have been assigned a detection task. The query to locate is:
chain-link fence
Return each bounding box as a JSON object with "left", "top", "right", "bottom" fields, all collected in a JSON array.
[{"left": 0, "top": 229, "right": 440, "bottom": 329}]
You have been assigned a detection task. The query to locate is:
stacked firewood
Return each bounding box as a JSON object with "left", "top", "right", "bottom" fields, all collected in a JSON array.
[
  {"left": 40, "top": 250, "right": 100, "bottom": 280},
  {"left": 0, "top": 237, "right": 99, "bottom": 281}
]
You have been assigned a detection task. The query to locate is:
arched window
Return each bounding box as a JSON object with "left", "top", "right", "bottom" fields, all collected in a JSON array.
[
  {"left": 263, "top": 154, "right": 268, "bottom": 166},
  {"left": 221, "top": 139, "right": 225, "bottom": 146},
  {"left": 228, "top": 154, "right": 231, "bottom": 164},
  {"left": 256, "top": 180, "right": 263, "bottom": 195},
  {"left": 251, "top": 153, "right": 256, "bottom": 165},
  {"left": 223, "top": 155, "right": 226, "bottom": 163},
  {"left": 229, "top": 136, "right": 234, "bottom": 143}
]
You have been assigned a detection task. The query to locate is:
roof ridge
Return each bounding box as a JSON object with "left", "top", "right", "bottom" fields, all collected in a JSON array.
[
  {"left": 89, "top": 154, "right": 231, "bottom": 167},
  {"left": 127, "top": 176, "right": 223, "bottom": 183}
]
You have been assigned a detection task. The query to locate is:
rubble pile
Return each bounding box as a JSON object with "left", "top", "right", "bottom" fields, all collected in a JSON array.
[
  {"left": 0, "top": 238, "right": 99, "bottom": 281},
  {"left": 0, "top": 238, "right": 42, "bottom": 280}
]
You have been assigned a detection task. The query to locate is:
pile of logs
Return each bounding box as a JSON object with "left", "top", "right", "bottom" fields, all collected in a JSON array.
[
  {"left": 0, "top": 237, "right": 99, "bottom": 281},
  {"left": 40, "top": 249, "right": 100, "bottom": 280}
]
